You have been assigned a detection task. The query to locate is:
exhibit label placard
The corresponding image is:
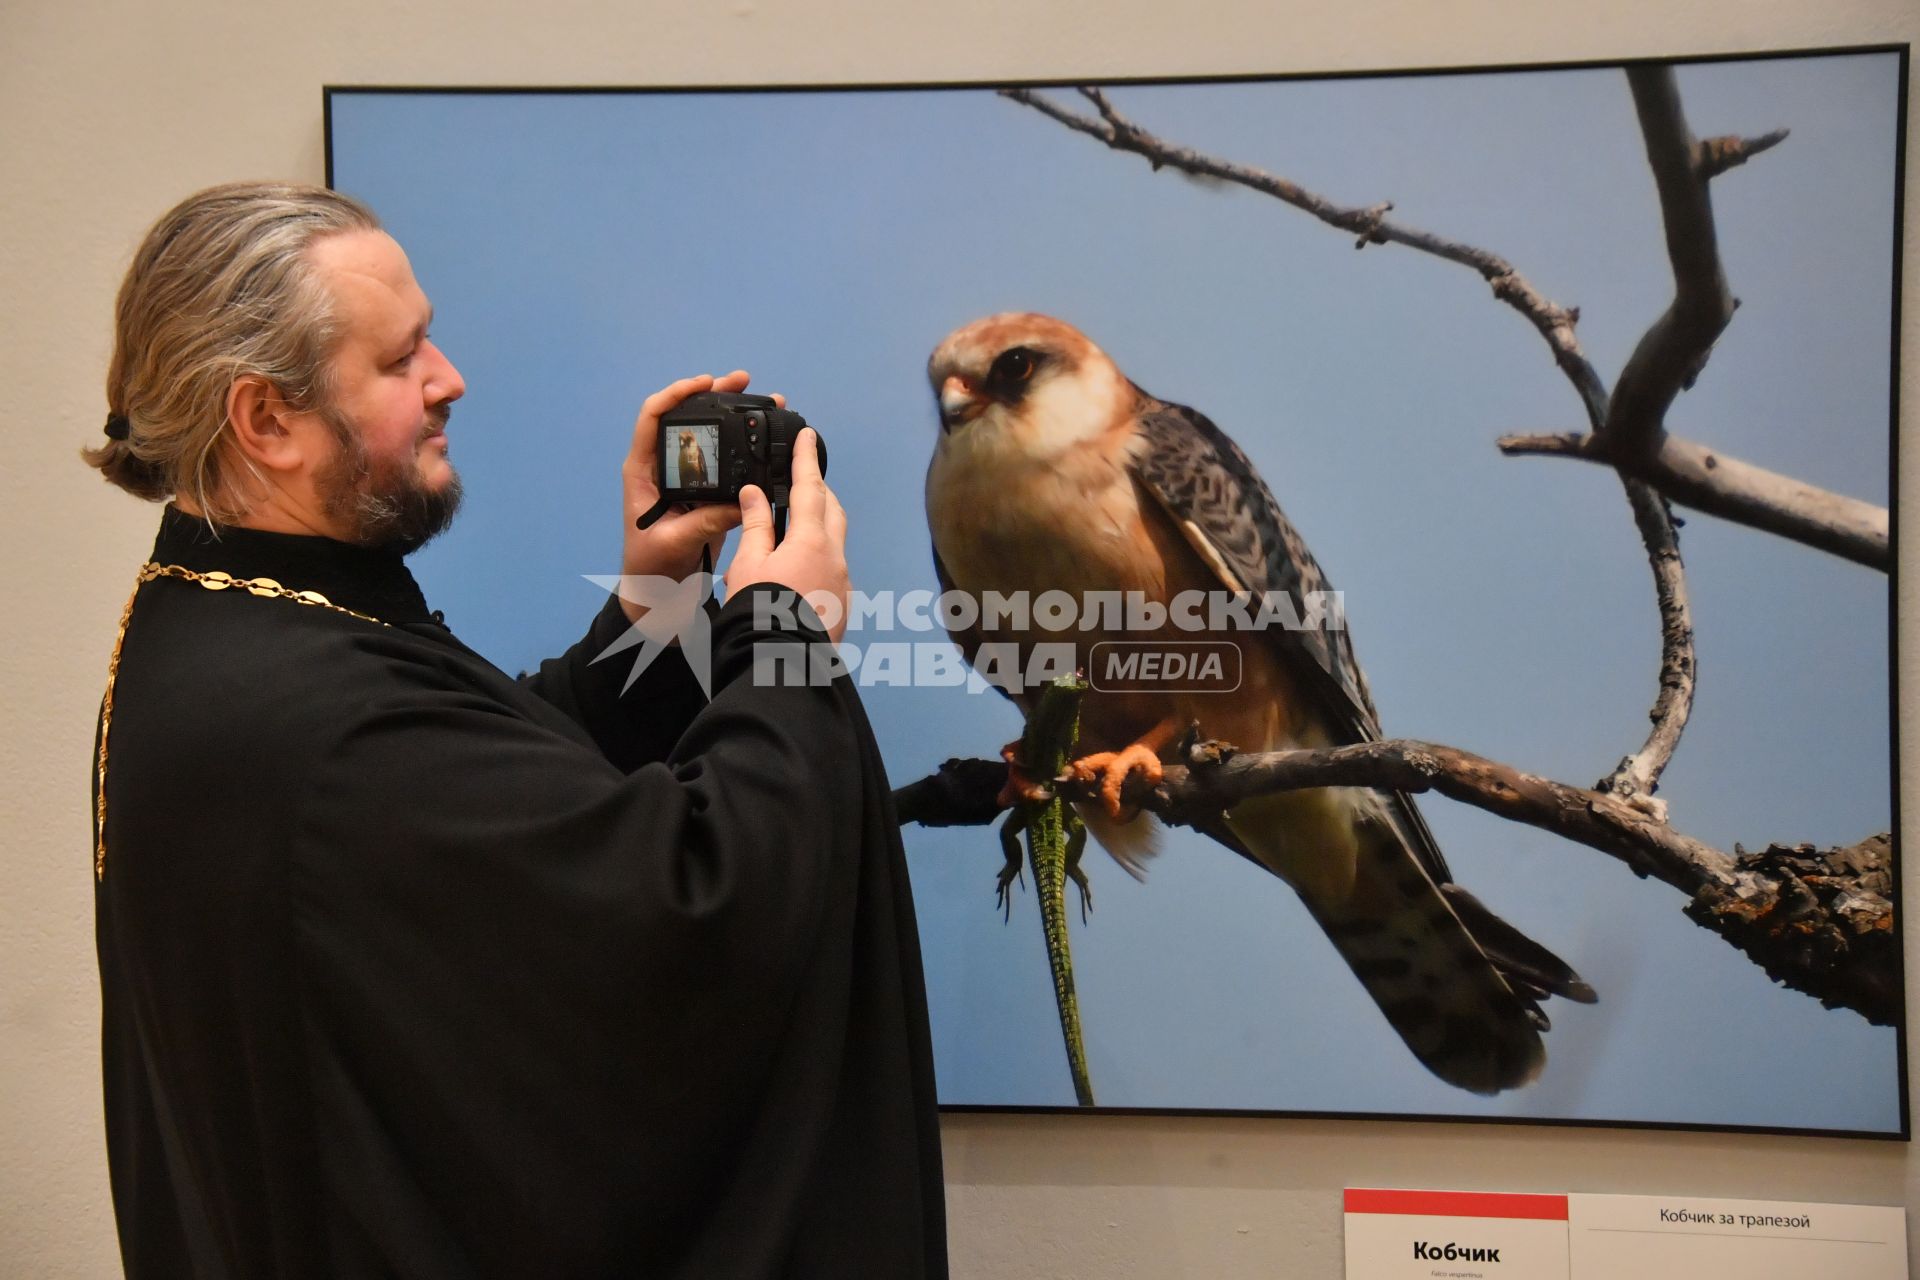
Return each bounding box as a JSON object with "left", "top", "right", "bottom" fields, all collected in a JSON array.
[
  {"left": 1565, "top": 1192, "right": 1907, "bottom": 1278},
  {"left": 1344, "top": 1188, "right": 1570, "bottom": 1279}
]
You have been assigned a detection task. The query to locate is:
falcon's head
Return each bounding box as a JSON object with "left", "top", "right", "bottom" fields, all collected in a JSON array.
[{"left": 926, "top": 313, "right": 1134, "bottom": 458}]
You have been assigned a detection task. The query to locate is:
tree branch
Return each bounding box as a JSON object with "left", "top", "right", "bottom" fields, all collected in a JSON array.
[
  {"left": 1602, "top": 68, "right": 1744, "bottom": 452},
  {"left": 1601, "top": 480, "right": 1694, "bottom": 801},
  {"left": 1500, "top": 430, "right": 1890, "bottom": 570},
  {"left": 894, "top": 745, "right": 1896, "bottom": 1025},
  {"left": 899, "top": 739, "right": 1732, "bottom": 894},
  {"left": 1008, "top": 79, "right": 1887, "bottom": 575},
  {"left": 1529, "top": 75, "right": 1889, "bottom": 569},
  {"left": 999, "top": 86, "right": 1611, "bottom": 429},
  {"left": 1583, "top": 76, "right": 1892, "bottom": 566}
]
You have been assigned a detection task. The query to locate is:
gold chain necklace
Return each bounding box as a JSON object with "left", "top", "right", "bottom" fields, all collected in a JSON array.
[{"left": 94, "top": 563, "right": 389, "bottom": 881}]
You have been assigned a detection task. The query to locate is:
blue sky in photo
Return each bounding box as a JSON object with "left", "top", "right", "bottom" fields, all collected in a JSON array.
[{"left": 330, "top": 49, "right": 1903, "bottom": 1131}]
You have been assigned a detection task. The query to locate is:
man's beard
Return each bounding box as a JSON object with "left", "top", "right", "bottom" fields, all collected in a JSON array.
[{"left": 316, "top": 404, "right": 463, "bottom": 555}]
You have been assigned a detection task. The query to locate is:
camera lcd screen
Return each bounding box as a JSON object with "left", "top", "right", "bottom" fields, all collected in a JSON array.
[{"left": 665, "top": 422, "right": 720, "bottom": 490}]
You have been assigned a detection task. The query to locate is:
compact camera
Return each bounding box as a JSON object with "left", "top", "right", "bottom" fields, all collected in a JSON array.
[{"left": 638, "top": 392, "right": 827, "bottom": 544}]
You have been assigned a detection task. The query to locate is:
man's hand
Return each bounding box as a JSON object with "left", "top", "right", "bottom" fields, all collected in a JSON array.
[
  {"left": 620, "top": 370, "right": 765, "bottom": 624},
  {"left": 725, "top": 428, "right": 850, "bottom": 644}
]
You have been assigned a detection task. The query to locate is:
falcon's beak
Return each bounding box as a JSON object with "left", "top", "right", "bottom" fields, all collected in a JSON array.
[{"left": 938, "top": 374, "right": 986, "bottom": 432}]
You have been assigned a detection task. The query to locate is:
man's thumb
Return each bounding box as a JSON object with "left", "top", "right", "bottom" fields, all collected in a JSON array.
[{"left": 735, "top": 485, "right": 774, "bottom": 563}]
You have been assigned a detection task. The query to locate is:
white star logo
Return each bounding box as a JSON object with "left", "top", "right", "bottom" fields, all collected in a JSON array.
[{"left": 582, "top": 572, "right": 717, "bottom": 697}]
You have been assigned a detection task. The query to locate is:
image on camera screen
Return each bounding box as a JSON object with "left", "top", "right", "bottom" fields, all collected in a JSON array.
[{"left": 665, "top": 423, "right": 720, "bottom": 490}]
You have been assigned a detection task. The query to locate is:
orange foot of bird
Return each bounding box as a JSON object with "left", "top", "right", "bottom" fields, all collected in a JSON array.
[
  {"left": 996, "top": 739, "right": 1054, "bottom": 809},
  {"left": 1068, "top": 743, "right": 1164, "bottom": 821}
]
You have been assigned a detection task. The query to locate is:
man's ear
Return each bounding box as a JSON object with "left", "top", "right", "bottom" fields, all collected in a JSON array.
[{"left": 226, "top": 375, "right": 328, "bottom": 475}]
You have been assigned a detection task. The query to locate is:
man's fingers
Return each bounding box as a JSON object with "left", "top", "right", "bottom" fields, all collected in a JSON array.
[
  {"left": 786, "top": 428, "right": 828, "bottom": 528},
  {"left": 734, "top": 484, "right": 775, "bottom": 565},
  {"left": 791, "top": 427, "right": 823, "bottom": 481},
  {"left": 638, "top": 374, "right": 714, "bottom": 423},
  {"left": 631, "top": 374, "right": 716, "bottom": 455},
  {"left": 631, "top": 370, "right": 752, "bottom": 454}
]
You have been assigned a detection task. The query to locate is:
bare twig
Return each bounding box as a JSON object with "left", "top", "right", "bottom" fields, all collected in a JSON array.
[
  {"left": 1520, "top": 79, "right": 1886, "bottom": 570},
  {"left": 1588, "top": 74, "right": 1885, "bottom": 562},
  {"left": 1603, "top": 68, "right": 1744, "bottom": 452},
  {"left": 1698, "top": 128, "right": 1790, "bottom": 179},
  {"left": 999, "top": 86, "right": 1611, "bottom": 429},
  {"left": 1500, "top": 431, "right": 1890, "bottom": 570},
  {"left": 1601, "top": 481, "right": 1695, "bottom": 801},
  {"left": 1009, "top": 78, "right": 1887, "bottom": 574}
]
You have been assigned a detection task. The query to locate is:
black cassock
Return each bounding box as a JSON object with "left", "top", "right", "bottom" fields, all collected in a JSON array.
[{"left": 95, "top": 506, "right": 946, "bottom": 1279}]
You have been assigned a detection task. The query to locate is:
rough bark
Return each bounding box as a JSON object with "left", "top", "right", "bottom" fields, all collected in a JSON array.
[{"left": 1687, "top": 835, "right": 1899, "bottom": 1027}]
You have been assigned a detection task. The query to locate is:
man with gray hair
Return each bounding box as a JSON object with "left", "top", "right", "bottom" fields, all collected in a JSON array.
[{"left": 87, "top": 182, "right": 946, "bottom": 1278}]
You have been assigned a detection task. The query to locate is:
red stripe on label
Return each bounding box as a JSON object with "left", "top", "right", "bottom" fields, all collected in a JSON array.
[{"left": 1344, "top": 1189, "right": 1569, "bottom": 1221}]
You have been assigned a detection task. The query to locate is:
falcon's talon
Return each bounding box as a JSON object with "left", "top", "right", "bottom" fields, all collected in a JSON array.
[
  {"left": 996, "top": 766, "right": 1053, "bottom": 809},
  {"left": 1069, "top": 744, "right": 1164, "bottom": 821},
  {"left": 996, "top": 738, "right": 1053, "bottom": 808}
]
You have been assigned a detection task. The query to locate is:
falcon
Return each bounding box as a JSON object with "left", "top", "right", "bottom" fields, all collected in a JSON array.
[{"left": 923, "top": 312, "right": 1594, "bottom": 1094}]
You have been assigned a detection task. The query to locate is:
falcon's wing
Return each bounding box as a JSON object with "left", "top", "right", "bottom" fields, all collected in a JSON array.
[
  {"left": 1132, "top": 394, "right": 1460, "bottom": 888},
  {"left": 1131, "top": 393, "right": 1380, "bottom": 741},
  {"left": 1132, "top": 393, "right": 1597, "bottom": 1007}
]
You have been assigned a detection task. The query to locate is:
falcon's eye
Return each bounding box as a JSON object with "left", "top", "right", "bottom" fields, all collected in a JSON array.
[
  {"left": 989, "top": 347, "right": 1040, "bottom": 389},
  {"left": 990, "top": 347, "right": 1052, "bottom": 397}
]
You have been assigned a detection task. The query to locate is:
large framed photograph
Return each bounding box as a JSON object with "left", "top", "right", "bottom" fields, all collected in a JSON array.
[{"left": 327, "top": 46, "right": 1905, "bottom": 1135}]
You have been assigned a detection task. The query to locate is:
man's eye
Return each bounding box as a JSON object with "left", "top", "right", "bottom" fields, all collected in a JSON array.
[{"left": 391, "top": 334, "right": 429, "bottom": 370}]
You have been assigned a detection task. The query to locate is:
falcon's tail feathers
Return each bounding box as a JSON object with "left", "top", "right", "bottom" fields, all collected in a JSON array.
[
  {"left": 1310, "top": 828, "right": 1547, "bottom": 1094},
  {"left": 1226, "top": 789, "right": 1553, "bottom": 1094},
  {"left": 1440, "top": 883, "right": 1598, "bottom": 1011}
]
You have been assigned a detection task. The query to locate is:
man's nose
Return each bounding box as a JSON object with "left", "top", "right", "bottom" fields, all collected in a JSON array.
[{"left": 424, "top": 338, "right": 465, "bottom": 402}]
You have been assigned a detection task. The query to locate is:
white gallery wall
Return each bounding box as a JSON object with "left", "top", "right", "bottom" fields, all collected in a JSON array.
[{"left": 1, "top": 1, "right": 1914, "bottom": 1276}]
